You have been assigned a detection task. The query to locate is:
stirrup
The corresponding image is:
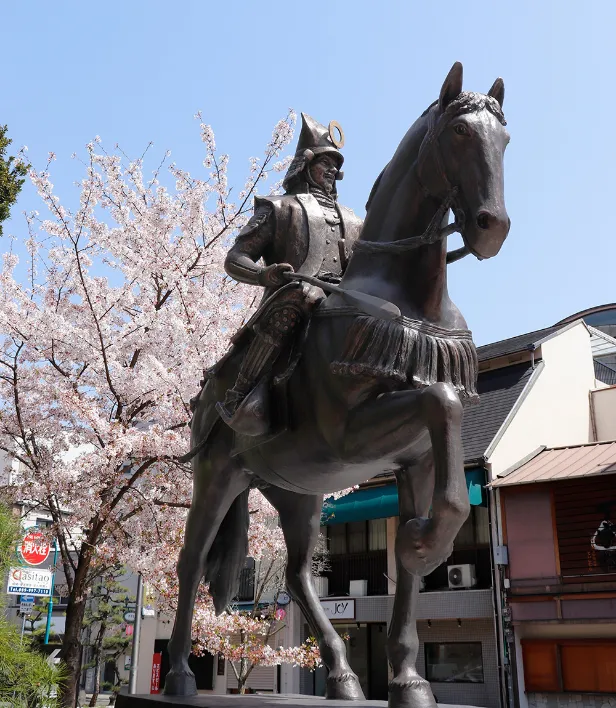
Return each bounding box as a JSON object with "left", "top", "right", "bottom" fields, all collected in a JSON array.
[{"left": 215, "top": 380, "right": 270, "bottom": 437}]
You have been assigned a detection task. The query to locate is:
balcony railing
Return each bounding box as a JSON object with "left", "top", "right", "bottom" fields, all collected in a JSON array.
[{"left": 325, "top": 550, "right": 388, "bottom": 597}]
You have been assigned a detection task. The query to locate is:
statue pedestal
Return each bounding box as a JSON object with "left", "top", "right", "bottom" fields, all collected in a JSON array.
[
  {"left": 115, "top": 694, "right": 475, "bottom": 708},
  {"left": 115, "top": 695, "right": 388, "bottom": 708}
]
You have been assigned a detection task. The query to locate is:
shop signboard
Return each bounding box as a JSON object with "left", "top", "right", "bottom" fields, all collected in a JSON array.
[
  {"left": 320, "top": 598, "right": 355, "bottom": 620},
  {"left": 7, "top": 567, "right": 53, "bottom": 596}
]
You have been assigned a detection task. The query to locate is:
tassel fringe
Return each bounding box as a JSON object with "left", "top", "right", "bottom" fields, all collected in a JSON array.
[{"left": 331, "top": 315, "right": 478, "bottom": 399}]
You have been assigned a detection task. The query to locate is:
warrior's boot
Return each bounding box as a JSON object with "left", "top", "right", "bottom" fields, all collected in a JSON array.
[{"left": 215, "top": 330, "right": 283, "bottom": 437}]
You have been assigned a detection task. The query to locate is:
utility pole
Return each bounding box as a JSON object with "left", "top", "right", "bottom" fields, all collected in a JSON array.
[{"left": 128, "top": 573, "right": 143, "bottom": 694}]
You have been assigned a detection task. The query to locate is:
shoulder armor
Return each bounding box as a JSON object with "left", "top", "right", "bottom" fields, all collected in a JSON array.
[{"left": 237, "top": 202, "right": 273, "bottom": 238}]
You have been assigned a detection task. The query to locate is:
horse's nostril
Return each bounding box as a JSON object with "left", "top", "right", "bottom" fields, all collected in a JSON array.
[{"left": 476, "top": 212, "right": 491, "bottom": 230}]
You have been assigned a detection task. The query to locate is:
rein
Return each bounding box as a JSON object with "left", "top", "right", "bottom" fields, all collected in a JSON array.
[{"left": 352, "top": 188, "right": 462, "bottom": 255}]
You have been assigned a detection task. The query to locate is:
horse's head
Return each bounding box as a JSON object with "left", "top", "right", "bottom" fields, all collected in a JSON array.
[{"left": 418, "top": 62, "right": 510, "bottom": 259}]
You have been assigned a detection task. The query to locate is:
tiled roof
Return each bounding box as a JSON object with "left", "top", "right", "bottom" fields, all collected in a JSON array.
[
  {"left": 491, "top": 441, "right": 616, "bottom": 487},
  {"left": 462, "top": 363, "right": 534, "bottom": 462},
  {"left": 476, "top": 326, "right": 560, "bottom": 362}
]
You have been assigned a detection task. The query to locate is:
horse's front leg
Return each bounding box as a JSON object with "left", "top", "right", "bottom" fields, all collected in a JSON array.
[
  {"left": 342, "top": 382, "right": 469, "bottom": 575},
  {"left": 261, "top": 486, "right": 365, "bottom": 701}
]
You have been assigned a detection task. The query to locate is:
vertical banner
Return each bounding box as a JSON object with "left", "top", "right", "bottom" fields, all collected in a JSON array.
[{"left": 150, "top": 652, "right": 162, "bottom": 694}]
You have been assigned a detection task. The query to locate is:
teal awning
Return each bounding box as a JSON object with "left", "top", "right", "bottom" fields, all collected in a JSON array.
[{"left": 321, "top": 468, "right": 486, "bottom": 525}]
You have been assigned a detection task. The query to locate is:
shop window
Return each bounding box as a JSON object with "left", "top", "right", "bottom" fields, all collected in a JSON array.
[
  {"left": 424, "top": 642, "right": 484, "bottom": 683},
  {"left": 522, "top": 640, "right": 616, "bottom": 694},
  {"left": 328, "top": 520, "right": 388, "bottom": 555},
  {"left": 561, "top": 644, "right": 616, "bottom": 693},
  {"left": 522, "top": 642, "right": 559, "bottom": 692}
]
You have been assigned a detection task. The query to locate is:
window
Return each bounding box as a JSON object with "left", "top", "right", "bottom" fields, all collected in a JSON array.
[
  {"left": 348, "top": 521, "right": 367, "bottom": 553},
  {"left": 368, "top": 518, "right": 387, "bottom": 551},
  {"left": 328, "top": 520, "right": 388, "bottom": 555},
  {"left": 454, "top": 507, "right": 490, "bottom": 549},
  {"left": 424, "top": 642, "right": 484, "bottom": 683}
]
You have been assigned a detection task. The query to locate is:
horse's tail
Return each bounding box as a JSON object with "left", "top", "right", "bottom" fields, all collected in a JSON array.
[{"left": 204, "top": 488, "right": 250, "bottom": 615}]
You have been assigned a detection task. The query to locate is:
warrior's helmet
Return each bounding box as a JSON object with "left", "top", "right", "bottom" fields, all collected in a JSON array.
[{"left": 283, "top": 113, "right": 344, "bottom": 193}]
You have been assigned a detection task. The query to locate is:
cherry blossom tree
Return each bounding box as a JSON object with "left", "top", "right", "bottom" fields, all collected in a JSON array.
[{"left": 0, "top": 110, "right": 308, "bottom": 707}]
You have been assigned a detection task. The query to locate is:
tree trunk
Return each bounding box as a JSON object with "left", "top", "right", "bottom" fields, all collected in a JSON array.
[
  {"left": 89, "top": 621, "right": 106, "bottom": 707},
  {"left": 59, "top": 548, "right": 93, "bottom": 708},
  {"left": 61, "top": 592, "right": 88, "bottom": 707},
  {"left": 89, "top": 647, "right": 101, "bottom": 707}
]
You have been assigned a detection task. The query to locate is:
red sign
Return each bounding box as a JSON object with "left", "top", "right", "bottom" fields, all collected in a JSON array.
[
  {"left": 20, "top": 531, "right": 51, "bottom": 566},
  {"left": 125, "top": 624, "right": 134, "bottom": 637},
  {"left": 150, "top": 653, "right": 162, "bottom": 694}
]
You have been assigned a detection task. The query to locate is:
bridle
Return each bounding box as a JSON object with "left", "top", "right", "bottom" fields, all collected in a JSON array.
[{"left": 353, "top": 93, "right": 505, "bottom": 257}]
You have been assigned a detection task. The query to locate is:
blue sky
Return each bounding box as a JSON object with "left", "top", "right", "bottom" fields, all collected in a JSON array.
[{"left": 3, "top": 0, "right": 615, "bottom": 345}]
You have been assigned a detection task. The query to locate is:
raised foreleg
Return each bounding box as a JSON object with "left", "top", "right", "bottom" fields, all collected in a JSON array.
[
  {"left": 395, "top": 383, "right": 469, "bottom": 575},
  {"left": 261, "top": 486, "right": 365, "bottom": 700},
  {"left": 341, "top": 383, "right": 469, "bottom": 575}
]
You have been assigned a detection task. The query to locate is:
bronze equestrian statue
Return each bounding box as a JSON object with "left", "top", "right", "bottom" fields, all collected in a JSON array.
[{"left": 165, "top": 62, "right": 510, "bottom": 708}]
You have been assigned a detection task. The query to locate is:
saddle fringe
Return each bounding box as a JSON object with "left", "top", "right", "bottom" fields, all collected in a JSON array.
[{"left": 331, "top": 315, "right": 478, "bottom": 399}]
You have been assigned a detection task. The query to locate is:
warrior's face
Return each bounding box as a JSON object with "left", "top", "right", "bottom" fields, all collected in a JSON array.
[{"left": 308, "top": 154, "right": 339, "bottom": 194}]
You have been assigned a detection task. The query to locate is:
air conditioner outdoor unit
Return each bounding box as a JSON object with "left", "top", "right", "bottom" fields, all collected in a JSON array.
[{"left": 447, "top": 564, "right": 476, "bottom": 590}]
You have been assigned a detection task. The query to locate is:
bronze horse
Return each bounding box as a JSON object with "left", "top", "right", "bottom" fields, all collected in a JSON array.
[{"left": 165, "top": 62, "right": 510, "bottom": 708}]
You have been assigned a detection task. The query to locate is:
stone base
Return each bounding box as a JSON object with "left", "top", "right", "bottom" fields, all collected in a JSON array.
[
  {"left": 115, "top": 696, "right": 387, "bottom": 708},
  {"left": 115, "top": 693, "right": 473, "bottom": 708}
]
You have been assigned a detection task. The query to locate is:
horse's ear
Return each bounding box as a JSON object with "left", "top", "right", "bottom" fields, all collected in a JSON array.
[
  {"left": 487, "top": 77, "right": 505, "bottom": 108},
  {"left": 439, "top": 62, "right": 463, "bottom": 112}
]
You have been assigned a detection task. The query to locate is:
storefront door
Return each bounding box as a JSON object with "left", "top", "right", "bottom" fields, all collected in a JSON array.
[{"left": 306, "top": 623, "right": 387, "bottom": 700}]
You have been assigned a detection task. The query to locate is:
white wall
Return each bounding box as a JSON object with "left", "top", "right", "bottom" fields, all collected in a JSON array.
[
  {"left": 591, "top": 385, "right": 616, "bottom": 441},
  {"left": 487, "top": 323, "right": 596, "bottom": 478}
]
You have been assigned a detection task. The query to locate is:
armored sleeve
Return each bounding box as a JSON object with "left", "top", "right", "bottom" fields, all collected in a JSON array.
[{"left": 224, "top": 204, "right": 274, "bottom": 286}]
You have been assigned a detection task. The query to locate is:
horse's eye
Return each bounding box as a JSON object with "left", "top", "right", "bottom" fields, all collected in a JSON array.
[{"left": 454, "top": 123, "right": 469, "bottom": 136}]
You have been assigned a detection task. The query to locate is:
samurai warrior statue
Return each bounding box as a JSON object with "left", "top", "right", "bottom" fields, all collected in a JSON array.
[{"left": 216, "top": 113, "right": 363, "bottom": 436}]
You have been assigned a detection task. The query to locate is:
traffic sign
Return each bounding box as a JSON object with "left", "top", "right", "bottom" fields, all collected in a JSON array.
[
  {"left": 20, "top": 530, "right": 51, "bottom": 566},
  {"left": 20, "top": 595, "right": 35, "bottom": 615},
  {"left": 7, "top": 567, "right": 53, "bottom": 595}
]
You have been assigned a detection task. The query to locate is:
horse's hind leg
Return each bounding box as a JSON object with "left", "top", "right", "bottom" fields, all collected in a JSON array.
[
  {"left": 165, "top": 449, "right": 250, "bottom": 696},
  {"left": 389, "top": 455, "right": 437, "bottom": 708},
  {"left": 261, "top": 486, "right": 365, "bottom": 701}
]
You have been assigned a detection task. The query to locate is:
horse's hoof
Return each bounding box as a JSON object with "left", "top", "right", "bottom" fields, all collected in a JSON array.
[
  {"left": 163, "top": 668, "right": 197, "bottom": 696},
  {"left": 389, "top": 674, "right": 436, "bottom": 708},
  {"left": 396, "top": 518, "right": 451, "bottom": 577},
  {"left": 326, "top": 671, "right": 365, "bottom": 700}
]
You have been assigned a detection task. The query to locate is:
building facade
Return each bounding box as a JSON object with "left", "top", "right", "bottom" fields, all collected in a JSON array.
[{"left": 492, "top": 443, "right": 616, "bottom": 708}]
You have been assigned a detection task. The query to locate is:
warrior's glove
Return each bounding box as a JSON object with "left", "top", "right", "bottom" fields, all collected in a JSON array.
[{"left": 258, "top": 263, "right": 295, "bottom": 288}]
